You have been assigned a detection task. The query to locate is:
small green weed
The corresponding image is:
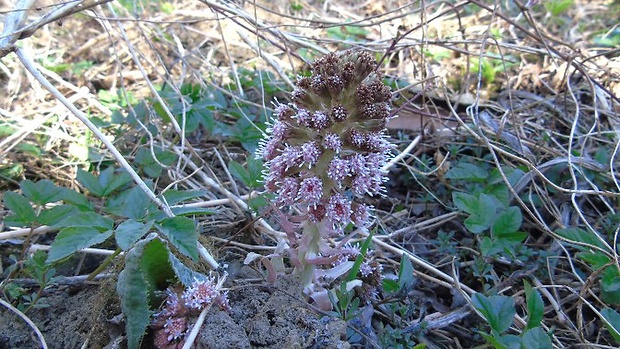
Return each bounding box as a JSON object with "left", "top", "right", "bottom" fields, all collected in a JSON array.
[
  {"left": 472, "top": 282, "right": 552, "bottom": 349},
  {"left": 448, "top": 159, "right": 528, "bottom": 261}
]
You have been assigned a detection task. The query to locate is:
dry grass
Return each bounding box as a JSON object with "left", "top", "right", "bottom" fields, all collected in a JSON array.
[{"left": 1, "top": 0, "right": 620, "bottom": 347}]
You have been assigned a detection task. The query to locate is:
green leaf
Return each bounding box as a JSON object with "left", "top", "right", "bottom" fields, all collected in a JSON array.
[
  {"left": 155, "top": 217, "right": 198, "bottom": 260},
  {"left": 601, "top": 307, "right": 620, "bottom": 342},
  {"left": 59, "top": 188, "right": 93, "bottom": 211},
  {"left": 115, "top": 220, "right": 154, "bottom": 250},
  {"left": 555, "top": 227, "right": 608, "bottom": 250},
  {"left": 76, "top": 168, "right": 104, "bottom": 197},
  {"left": 491, "top": 207, "right": 522, "bottom": 236},
  {"left": 445, "top": 162, "right": 488, "bottom": 181},
  {"left": 452, "top": 192, "right": 478, "bottom": 215},
  {"left": 484, "top": 183, "right": 510, "bottom": 208},
  {"left": 454, "top": 193, "right": 496, "bottom": 220},
  {"left": 346, "top": 231, "right": 374, "bottom": 282},
  {"left": 146, "top": 207, "right": 215, "bottom": 222},
  {"left": 139, "top": 238, "right": 174, "bottom": 291},
  {"left": 228, "top": 160, "right": 251, "bottom": 187},
  {"left": 521, "top": 327, "right": 552, "bottom": 349},
  {"left": 162, "top": 189, "right": 207, "bottom": 206},
  {"left": 116, "top": 236, "right": 156, "bottom": 349},
  {"left": 480, "top": 237, "right": 504, "bottom": 257},
  {"left": 37, "top": 205, "right": 78, "bottom": 226},
  {"left": 381, "top": 278, "right": 399, "bottom": 293},
  {"left": 472, "top": 293, "right": 515, "bottom": 334},
  {"left": 463, "top": 195, "right": 497, "bottom": 234},
  {"left": 577, "top": 251, "right": 610, "bottom": 269},
  {"left": 170, "top": 207, "right": 216, "bottom": 217},
  {"left": 398, "top": 255, "right": 415, "bottom": 291},
  {"left": 52, "top": 211, "right": 114, "bottom": 231},
  {"left": 480, "top": 332, "right": 508, "bottom": 349},
  {"left": 134, "top": 147, "right": 177, "bottom": 178},
  {"left": 168, "top": 252, "right": 208, "bottom": 287},
  {"left": 119, "top": 186, "right": 151, "bottom": 220},
  {"left": 47, "top": 227, "right": 113, "bottom": 262},
  {"left": 99, "top": 167, "right": 133, "bottom": 197},
  {"left": 601, "top": 266, "right": 620, "bottom": 305},
  {"left": 3, "top": 192, "right": 36, "bottom": 226},
  {"left": 464, "top": 214, "right": 493, "bottom": 234},
  {"left": 246, "top": 156, "right": 264, "bottom": 186},
  {"left": 20, "top": 180, "right": 64, "bottom": 205},
  {"left": 524, "top": 281, "right": 544, "bottom": 329}
]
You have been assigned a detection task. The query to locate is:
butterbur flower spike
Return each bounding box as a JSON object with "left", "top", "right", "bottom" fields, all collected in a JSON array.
[
  {"left": 260, "top": 50, "right": 392, "bottom": 231},
  {"left": 259, "top": 50, "right": 393, "bottom": 296}
]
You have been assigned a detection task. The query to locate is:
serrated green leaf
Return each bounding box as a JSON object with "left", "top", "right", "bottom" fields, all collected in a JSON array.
[
  {"left": 484, "top": 183, "right": 510, "bottom": 208},
  {"left": 168, "top": 252, "right": 208, "bottom": 287},
  {"left": 248, "top": 195, "right": 270, "bottom": 213},
  {"left": 524, "top": 281, "right": 544, "bottom": 329},
  {"left": 100, "top": 168, "right": 132, "bottom": 197},
  {"left": 37, "top": 205, "right": 78, "bottom": 226},
  {"left": 453, "top": 192, "right": 478, "bottom": 215},
  {"left": 453, "top": 193, "right": 497, "bottom": 224},
  {"left": 492, "top": 207, "right": 522, "bottom": 236},
  {"left": 59, "top": 188, "right": 93, "bottom": 211},
  {"left": 139, "top": 238, "right": 174, "bottom": 291},
  {"left": 480, "top": 236, "right": 500, "bottom": 256},
  {"left": 52, "top": 211, "right": 114, "bottom": 231},
  {"left": 464, "top": 213, "right": 495, "bottom": 234},
  {"left": 162, "top": 189, "right": 207, "bottom": 206},
  {"left": 135, "top": 147, "right": 177, "bottom": 178},
  {"left": 20, "top": 180, "right": 64, "bottom": 205},
  {"left": 76, "top": 168, "right": 104, "bottom": 197},
  {"left": 521, "top": 327, "right": 552, "bottom": 349},
  {"left": 247, "top": 156, "right": 264, "bottom": 186},
  {"left": 116, "top": 236, "right": 156, "bottom": 349},
  {"left": 472, "top": 293, "right": 515, "bottom": 334},
  {"left": 577, "top": 251, "right": 610, "bottom": 269},
  {"left": 121, "top": 186, "right": 151, "bottom": 220},
  {"left": 155, "top": 217, "right": 198, "bottom": 260},
  {"left": 47, "top": 227, "right": 113, "bottom": 262},
  {"left": 555, "top": 227, "right": 608, "bottom": 250},
  {"left": 228, "top": 160, "right": 251, "bottom": 187},
  {"left": 3, "top": 192, "right": 36, "bottom": 226},
  {"left": 445, "top": 162, "right": 488, "bottom": 181},
  {"left": 115, "top": 220, "right": 154, "bottom": 250},
  {"left": 601, "top": 307, "right": 620, "bottom": 342}
]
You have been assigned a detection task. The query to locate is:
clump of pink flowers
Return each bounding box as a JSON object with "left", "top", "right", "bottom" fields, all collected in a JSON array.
[
  {"left": 151, "top": 276, "right": 229, "bottom": 349},
  {"left": 259, "top": 50, "right": 392, "bottom": 305}
]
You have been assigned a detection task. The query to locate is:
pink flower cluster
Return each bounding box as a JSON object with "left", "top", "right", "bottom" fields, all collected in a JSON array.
[
  {"left": 260, "top": 51, "right": 393, "bottom": 231},
  {"left": 152, "top": 277, "right": 229, "bottom": 348}
]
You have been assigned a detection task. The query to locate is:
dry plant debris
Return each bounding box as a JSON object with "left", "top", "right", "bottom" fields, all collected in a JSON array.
[{"left": 0, "top": 0, "right": 620, "bottom": 348}]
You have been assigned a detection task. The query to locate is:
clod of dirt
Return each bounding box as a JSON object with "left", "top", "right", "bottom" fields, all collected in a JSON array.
[
  {"left": 0, "top": 285, "right": 118, "bottom": 349},
  {"left": 199, "top": 267, "right": 350, "bottom": 349}
]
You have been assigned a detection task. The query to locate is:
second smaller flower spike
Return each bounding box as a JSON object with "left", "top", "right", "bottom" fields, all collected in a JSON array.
[{"left": 260, "top": 50, "right": 393, "bottom": 231}]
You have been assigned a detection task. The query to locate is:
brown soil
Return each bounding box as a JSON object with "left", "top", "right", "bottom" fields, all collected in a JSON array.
[{"left": 0, "top": 268, "right": 349, "bottom": 349}]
